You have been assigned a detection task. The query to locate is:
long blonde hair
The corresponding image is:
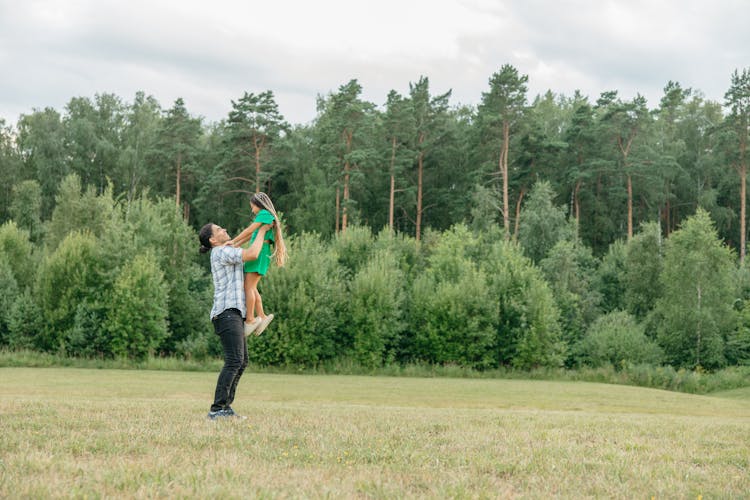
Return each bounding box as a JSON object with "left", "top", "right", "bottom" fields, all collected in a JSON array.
[{"left": 251, "top": 192, "right": 288, "bottom": 267}]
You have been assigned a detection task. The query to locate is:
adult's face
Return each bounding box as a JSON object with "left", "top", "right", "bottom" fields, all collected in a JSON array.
[{"left": 209, "top": 224, "right": 230, "bottom": 247}]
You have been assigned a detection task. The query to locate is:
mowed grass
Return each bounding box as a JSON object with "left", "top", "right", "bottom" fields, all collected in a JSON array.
[{"left": 1, "top": 368, "right": 748, "bottom": 498}]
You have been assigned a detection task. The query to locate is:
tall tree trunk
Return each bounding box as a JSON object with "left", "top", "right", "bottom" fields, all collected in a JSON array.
[
  {"left": 175, "top": 152, "right": 182, "bottom": 208},
  {"left": 253, "top": 133, "right": 266, "bottom": 194},
  {"left": 335, "top": 185, "right": 340, "bottom": 234},
  {"left": 389, "top": 136, "right": 396, "bottom": 232},
  {"left": 342, "top": 131, "right": 353, "bottom": 233},
  {"left": 416, "top": 133, "right": 425, "bottom": 242},
  {"left": 342, "top": 160, "right": 350, "bottom": 233},
  {"left": 500, "top": 121, "right": 510, "bottom": 241},
  {"left": 741, "top": 164, "right": 746, "bottom": 264}
]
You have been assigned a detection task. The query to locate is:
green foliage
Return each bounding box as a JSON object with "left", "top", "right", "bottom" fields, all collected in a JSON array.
[
  {"left": 656, "top": 209, "right": 737, "bottom": 369},
  {"left": 37, "top": 231, "right": 105, "bottom": 352},
  {"left": 0, "top": 119, "right": 24, "bottom": 222},
  {"left": 10, "top": 180, "right": 43, "bottom": 241},
  {"left": 409, "top": 269, "right": 497, "bottom": 369},
  {"left": 65, "top": 301, "right": 110, "bottom": 358},
  {"left": 469, "top": 184, "right": 501, "bottom": 232},
  {"left": 253, "top": 233, "right": 348, "bottom": 366},
  {"left": 45, "top": 174, "right": 117, "bottom": 250},
  {"left": 331, "top": 225, "right": 375, "bottom": 276},
  {"left": 727, "top": 299, "right": 750, "bottom": 365},
  {"left": 518, "top": 180, "right": 571, "bottom": 262},
  {"left": 371, "top": 227, "right": 421, "bottom": 281},
  {"left": 407, "top": 225, "right": 497, "bottom": 368},
  {"left": 624, "top": 222, "right": 663, "bottom": 319},
  {"left": 482, "top": 240, "right": 565, "bottom": 368},
  {"left": 5, "top": 74, "right": 750, "bottom": 371},
  {"left": 575, "top": 311, "right": 663, "bottom": 368},
  {"left": 594, "top": 239, "right": 627, "bottom": 314},
  {"left": 119, "top": 197, "right": 211, "bottom": 350},
  {"left": 0, "top": 221, "right": 35, "bottom": 291},
  {"left": 347, "top": 250, "right": 405, "bottom": 367},
  {"left": 105, "top": 253, "right": 169, "bottom": 360},
  {"left": 16, "top": 107, "right": 67, "bottom": 217},
  {"left": 478, "top": 64, "right": 528, "bottom": 132},
  {"left": 0, "top": 256, "right": 18, "bottom": 343},
  {"left": 149, "top": 97, "right": 202, "bottom": 200},
  {"left": 223, "top": 90, "right": 289, "bottom": 197},
  {"left": 540, "top": 239, "right": 601, "bottom": 352},
  {"left": 5, "top": 290, "right": 44, "bottom": 350}
]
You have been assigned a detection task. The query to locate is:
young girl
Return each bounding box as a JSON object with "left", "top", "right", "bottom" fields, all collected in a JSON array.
[{"left": 229, "top": 192, "right": 288, "bottom": 337}]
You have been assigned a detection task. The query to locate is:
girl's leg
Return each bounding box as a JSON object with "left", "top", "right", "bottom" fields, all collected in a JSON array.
[
  {"left": 254, "top": 286, "right": 265, "bottom": 318},
  {"left": 243, "top": 273, "right": 257, "bottom": 325},
  {"left": 245, "top": 272, "right": 262, "bottom": 320},
  {"left": 253, "top": 277, "right": 275, "bottom": 336}
]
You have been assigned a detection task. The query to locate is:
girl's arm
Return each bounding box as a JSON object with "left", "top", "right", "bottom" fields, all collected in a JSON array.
[
  {"left": 230, "top": 221, "right": 262, "bottom": 247},
  {"left": 241, "top": 225, "right": 272, "bottom": 261}
]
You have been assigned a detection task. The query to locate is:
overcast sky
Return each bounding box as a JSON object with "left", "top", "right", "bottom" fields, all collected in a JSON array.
[{"left": 1, "top": 0, "right": 748, "bottom": 127}]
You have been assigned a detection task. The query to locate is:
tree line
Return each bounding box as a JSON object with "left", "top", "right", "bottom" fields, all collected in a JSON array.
[{"left": 0, "top": 64, "right": 749, "bottom": 369}]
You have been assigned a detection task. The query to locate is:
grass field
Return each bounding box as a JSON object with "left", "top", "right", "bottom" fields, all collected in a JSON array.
[{"left": 1, "top": 367, "right": 748, "bottom": 498}]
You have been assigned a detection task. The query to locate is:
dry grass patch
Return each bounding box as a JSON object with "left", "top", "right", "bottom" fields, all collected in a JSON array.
[{"left": 1, "top": 367, "right": 748, "bottom": 498}]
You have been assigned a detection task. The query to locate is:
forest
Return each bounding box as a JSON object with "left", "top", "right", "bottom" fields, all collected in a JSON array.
[{"left": 1, "top": 64, "right": 749, "bottom": 370}]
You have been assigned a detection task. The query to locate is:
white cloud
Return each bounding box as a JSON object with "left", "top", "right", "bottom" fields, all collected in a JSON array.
[{"left": 0, "top": 0, "right": 748, "bottom": 126}]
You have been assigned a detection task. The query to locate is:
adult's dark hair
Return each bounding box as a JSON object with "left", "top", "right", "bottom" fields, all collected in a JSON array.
[{"left": 198, "top": 223, "right": 215, "bottom": 254}]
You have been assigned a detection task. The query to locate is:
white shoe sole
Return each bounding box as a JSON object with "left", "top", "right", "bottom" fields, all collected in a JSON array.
[
  {"left": 244, "top": 318, "right": 261, "bottom": 337},
  {"left": 254, "top": 314, "right": 274, "bottom": 336}
]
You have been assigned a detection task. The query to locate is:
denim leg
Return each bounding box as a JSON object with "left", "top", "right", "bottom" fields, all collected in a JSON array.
[
  {"left": 211, "top": 309, "right": 247, "bottom": 412},
  {"left": 226, "top": 334, "right": 248, "bottom": 407}
]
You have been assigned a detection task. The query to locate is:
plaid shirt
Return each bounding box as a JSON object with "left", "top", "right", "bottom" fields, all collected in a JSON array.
[{"left": 209, "top": 245, "right": 246, "bottom": 320}]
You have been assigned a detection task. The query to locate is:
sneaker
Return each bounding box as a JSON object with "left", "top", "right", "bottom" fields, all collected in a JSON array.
[
  {"left": 224, "top": 407, "right": 247, "bottom": 420},
  {"left": 244, "top": 317, "right": 262, "bottom": 337},
  {"left": 254, "top": 314, "right": 275, "bottom": 336},
  {"left": 207, "top": 409, "right": 231, "bottom": 420}
]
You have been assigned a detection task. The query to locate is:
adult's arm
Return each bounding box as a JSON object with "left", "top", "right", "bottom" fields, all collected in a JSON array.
[
  {"left": 241, "top": 224, "right": 273, "bottom": 261},
  {"left": 230, "top": 221, "right": 262, "bottom": 247}
]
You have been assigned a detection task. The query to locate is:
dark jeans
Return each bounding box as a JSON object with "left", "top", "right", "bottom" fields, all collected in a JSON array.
[{"left": 211, "top": 308, "right": 248, "bottom": 412}]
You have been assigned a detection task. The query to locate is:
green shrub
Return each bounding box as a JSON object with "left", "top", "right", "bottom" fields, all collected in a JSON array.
[
  {"left": 409, "top": 269, "right": 497, "bottom": 369},
  {"left": 371, "top": 227, "right": 421, "bottom": 281},
  {"left": 517, "top": 180, "right": 571, "bottom": 263},
  {"left": 727, "top": 299, "right": 750, "bottom": 365},
  {"left": 408, "top": 227, "right": 497, "bottom": 369},
  {"left": 0, "top": 221, "right": 35, "bottom": 291},
  {"left": 104, "top": 253, "right": 169, "bottom": 360},
  {"left": 656, "top": 209, "right": 736, "bottom": 369},
  {"left": 347, "top": 250, "right": 405, "bottom": 367},
  {"left": 37, "top": 231, "right": 106, "bottom": 352},
  {"left": 6, "top": 290, "right": 45, "bottom": 350},
  {"left": 175, "top": 331, "right": 219, "bottom": 361},
  {"left": 10, "top": 179, "right": 43, "bottom": 241},
  {"left": 623, "top": 222, "right": 663, "bottom": 319},
  {"left": 253, "top": 232, "right": 348, "bottom": 366},
  {"left": 45, "top": 174, "right": 117, "bottom": 250},
  {"left": 576, "top": 311, "right": 663, "bottom": 368},
  {"left": 540, "top": 239, "right": 601, "bottom": 351},
  {"left": 65, "top": 301, "right": 110, "bottom": 358},
  {"left": 0, "top": 256, "right": 18, "bottom": 343},
  {"left": 482, "top": 240, "right": 565, "bottom": 369},
  {"left": 331, "top": 225, "right": 374, "bottom": 276},
  {"left": 593, "top": 239, "right": 627, "bottom": 314}
]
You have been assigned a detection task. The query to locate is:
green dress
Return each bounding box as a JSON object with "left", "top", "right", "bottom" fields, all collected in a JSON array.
[{"left": 243, "top": 209, "right": 275, "bottom": 275}]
